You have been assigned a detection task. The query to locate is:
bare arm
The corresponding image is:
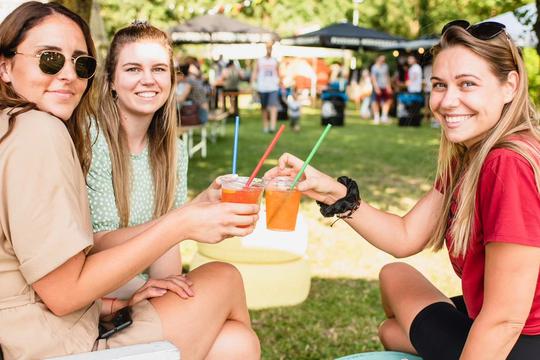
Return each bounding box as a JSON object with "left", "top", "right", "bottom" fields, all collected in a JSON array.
[
  {"left": 91, "top": 220, "right": 157, "bottom": 253},
  {"left": 31, "top": 201, "right": 260, "bottom": 316},
  {"left": 460, "top": 243, "right": 540, "bottom": 360},
  {"left": 370, "top": 71, "right": 380, "bottom": 93},
  {"left": 149, "top": 245, "right": 182, "bottom": 278},
  {"left": 176, "top": 82, "right": 192, "bottom": 103},
  {"left": 344, "top": 188, "right": 443, "bottom": 257},
  {"left": 251, "top": 61, "right": 258, "bottom": 84},
  {"left": 266, "top": 153, "right": 443, "bottom": 258}
]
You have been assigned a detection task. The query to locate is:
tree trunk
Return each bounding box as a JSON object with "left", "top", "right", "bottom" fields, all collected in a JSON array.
[
  {"left": 55, "top": 0, "right": 93, "bottom": 24},
  {"left": 534, "top": 0, "right": 540, "bottom": 55}
]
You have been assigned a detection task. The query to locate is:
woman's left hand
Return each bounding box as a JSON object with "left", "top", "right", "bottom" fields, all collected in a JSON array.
[{"left": 128, "top": 274, "right": 195, "bottom": 305}]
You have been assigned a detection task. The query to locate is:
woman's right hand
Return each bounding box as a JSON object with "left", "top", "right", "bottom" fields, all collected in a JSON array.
[
  {"left": 175, "top": 201, "right": 259, "bottom": 243},
  {"left": 264, "top": 152, "right": 347, "bottom": 205}
]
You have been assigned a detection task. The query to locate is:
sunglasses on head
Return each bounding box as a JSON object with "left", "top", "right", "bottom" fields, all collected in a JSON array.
[
  {"left": 10, "top": 50, "right": 97, "bottom": 79},
  {"left": 441, "top": 20, "right": 506, "bottom": 41}
]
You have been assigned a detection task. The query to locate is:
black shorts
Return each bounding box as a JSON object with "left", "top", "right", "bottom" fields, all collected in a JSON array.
[{"left": 409, "top": 296, "right": 540, "bottom": 360}]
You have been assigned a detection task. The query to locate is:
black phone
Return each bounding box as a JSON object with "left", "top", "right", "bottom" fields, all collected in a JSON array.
[{"left": 98, "top": 307, "right": 133, "bottom": 340}]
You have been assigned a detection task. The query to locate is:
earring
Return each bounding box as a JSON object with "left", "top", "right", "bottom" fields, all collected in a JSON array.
[{"left": 111, "top": 89, "right": 118, "bottom": 101}]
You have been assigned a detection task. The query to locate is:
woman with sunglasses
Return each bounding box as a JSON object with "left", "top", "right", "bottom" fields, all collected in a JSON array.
[
  {"left": 266, "top": 21, "right": 540, "bottom": 359},
  {"left": 88, "top": 20, "right": 260, "bottom": 358},
  {"left": 0, "top": 2, "right": 259, "bottom": 359}
]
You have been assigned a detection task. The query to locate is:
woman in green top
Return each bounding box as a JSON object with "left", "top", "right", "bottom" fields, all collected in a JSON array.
[{"left": 88, "top": 22, "right": 260, "bottom": 358}]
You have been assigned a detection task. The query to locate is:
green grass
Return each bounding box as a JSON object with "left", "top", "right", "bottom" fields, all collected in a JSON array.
[
  {"left": 251, "top": 278, "right": 384, "bottom": 359},
  {"left": 185, "top": 107, "right": 461, "bottom": 359}
]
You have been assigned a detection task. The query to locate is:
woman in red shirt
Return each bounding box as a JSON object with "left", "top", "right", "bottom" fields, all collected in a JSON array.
[{"left": 267, "top": 20, "right": 540, "bottom": 360}]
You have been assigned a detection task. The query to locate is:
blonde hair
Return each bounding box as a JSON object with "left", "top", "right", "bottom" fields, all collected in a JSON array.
[
  {"left": 428, "top": 26, "right": 540, "bottom": 257},
  {"left": 0, "top": 2, "right": 96, "bottom": 175},
  {"left": 96, "top": 22, "right": 178, "bottom": 227}
]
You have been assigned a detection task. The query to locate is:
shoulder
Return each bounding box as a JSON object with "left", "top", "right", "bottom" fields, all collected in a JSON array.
[
  {"left": 9, "top": 109, "right": 73, "bottom": 152},
  {"left": 482, "top": 145, "right": 539, "bottom": 180},
  {"left": 14, "top": 109, "right": 68, "bottom": 136},
  {"left": 485, "top": 143, "right": 539, "bottom": 166}
]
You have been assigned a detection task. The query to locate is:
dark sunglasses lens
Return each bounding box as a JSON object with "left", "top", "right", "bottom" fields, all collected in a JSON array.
[
  {"left": 468, "top": 22, "right": 505, "bottom": 40},
  {"left": 441, "top": 19, "right": 470, "bottom": 35},
  {"left": 75, "top": 56, "right": 97, "bottom": 79},
  {"left": 39, "top": 51, "right": 65, "bottom": 75}
]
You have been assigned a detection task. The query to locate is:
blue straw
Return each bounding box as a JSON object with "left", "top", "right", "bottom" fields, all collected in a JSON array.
[{"left": 232, "top": 115, "right": 240, "bottom": 174}]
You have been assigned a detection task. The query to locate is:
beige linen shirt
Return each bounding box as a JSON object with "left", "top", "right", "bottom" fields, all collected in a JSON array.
[{"left": 0, "top": 109, "right": 100, "bottom": 359}]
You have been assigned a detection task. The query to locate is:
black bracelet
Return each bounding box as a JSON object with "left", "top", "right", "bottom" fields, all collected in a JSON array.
[{"left": 316, "top": 176, "right": 361, "bottom": 219}]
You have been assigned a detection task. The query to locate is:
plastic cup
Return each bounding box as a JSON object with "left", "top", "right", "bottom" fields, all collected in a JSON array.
[
  {"left": 221, "top": 176, "right": 264, "bottom": 229},
  {"left": 221, "top": 176, "right": 264, "bottom": 205},
  {"left": 265, "top": 177, "right": 302, "bottom": 231}
]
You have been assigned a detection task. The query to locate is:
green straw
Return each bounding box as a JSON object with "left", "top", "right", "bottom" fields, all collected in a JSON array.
[{"left": 290, "top": 124, "right": 332, "bottom": 189}]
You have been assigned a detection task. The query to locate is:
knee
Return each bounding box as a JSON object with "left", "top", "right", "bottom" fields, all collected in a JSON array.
[
  {"left": 240, "top": 328, "right": 261, "bottom": 360},
  {"left": 378, "top": 319, "right": 402, "bottom": 351},
  {"left": 201, "top": 261, "right": 244, "bottom": 288},
  {"left": 379, "top": 262, "right": 413, "bottom": 284},
  {"left": 213, "top": 324, "right": 261, "bottom": 360},
  {"left": 378, "top": 320, "right": 391, "bottom": 348}
]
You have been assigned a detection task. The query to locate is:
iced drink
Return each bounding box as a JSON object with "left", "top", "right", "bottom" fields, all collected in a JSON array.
[
  {"left": 265, "top": 177, "right": 301, "bottom": 231},
  {"left": 221, "top": 176, "right": 264, "bottom": 204}
]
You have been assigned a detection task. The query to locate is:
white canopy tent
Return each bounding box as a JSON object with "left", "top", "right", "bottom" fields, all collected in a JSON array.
[
  {"left": 485, "top": 2, "right": 537, "bottom": 48},
  {"left": 208, "top": 43, "right": 347, "bottom": 60}
]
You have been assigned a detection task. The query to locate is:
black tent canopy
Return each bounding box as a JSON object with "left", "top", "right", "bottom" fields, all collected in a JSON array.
[
  {"left": 282, "top": 22, "right": 402, "bottom": 50},
  {"left": 170, "top": 14, "right": 279, "bottom": 44}
]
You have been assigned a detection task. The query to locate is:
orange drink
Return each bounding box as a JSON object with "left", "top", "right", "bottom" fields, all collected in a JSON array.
[
  {"left": 221, "top": 177, "right": 264, "bottom": 228},
  {"left": 265, "top": 177, "right": 301, "bottom": 231},
  {"left": 221, "top": 176, "right": 264, "bottom": 204}
]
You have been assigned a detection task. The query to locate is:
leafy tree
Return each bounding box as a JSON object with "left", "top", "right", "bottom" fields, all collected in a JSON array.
[
  {"left": 56, "top": 0, "right": 93, "bottom": 23},
  {"left": 95, "top": 0, "right": 538, "bottom": 57}
]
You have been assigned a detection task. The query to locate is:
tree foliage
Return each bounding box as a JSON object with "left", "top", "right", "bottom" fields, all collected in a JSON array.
[
  {"left": 96, "top": 0, "right": 533, "bottom": 41},
  {"left": 56, "top": 0, "right": 93, "bottom": 23}
]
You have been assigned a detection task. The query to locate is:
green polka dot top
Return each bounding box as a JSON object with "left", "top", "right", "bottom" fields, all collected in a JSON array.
[{"left": 87, "top": 126, "right": 188, "bottom": 232}]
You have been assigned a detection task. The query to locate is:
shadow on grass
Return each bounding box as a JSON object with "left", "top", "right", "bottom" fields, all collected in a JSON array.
[{"left": 250, "top": 277, "right": 385, "bottom": 360}]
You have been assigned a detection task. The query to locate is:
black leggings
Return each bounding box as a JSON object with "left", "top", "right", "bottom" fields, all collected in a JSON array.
[{"left": 409, "top": 296, "right": 540, "bottom": 360}]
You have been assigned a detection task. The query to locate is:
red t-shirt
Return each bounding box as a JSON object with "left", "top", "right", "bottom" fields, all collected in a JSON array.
[{"left": 443, "top": 147, "right": 540, "bottom": 335}]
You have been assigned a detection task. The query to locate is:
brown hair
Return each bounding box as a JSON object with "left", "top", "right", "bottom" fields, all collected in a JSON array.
[
  {"left": 0, "top": 1, "right": 97, "bottom": 175},
  {"left": 96, "top": 22, "right": 178, "bottom": 227},
  {"left": 429, "top": 26, "right": 540, "bottom": 257}
]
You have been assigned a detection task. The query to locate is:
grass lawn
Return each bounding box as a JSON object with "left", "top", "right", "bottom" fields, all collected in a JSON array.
[{"left": 184, "top": 106, "right": 461, "bottom": 359}]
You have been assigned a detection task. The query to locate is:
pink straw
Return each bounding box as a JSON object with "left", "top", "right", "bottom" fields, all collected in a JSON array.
[{"left": 245, "top": 124, "right": 286, "bottom": 187}]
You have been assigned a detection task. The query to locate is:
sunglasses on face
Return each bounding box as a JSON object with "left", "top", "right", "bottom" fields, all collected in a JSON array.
[
  {"left": 441, "top": 20, "right": 506, "bottom": 41},
  {"left": 11, "top": 50, "right": 97, "bottom": 79}
]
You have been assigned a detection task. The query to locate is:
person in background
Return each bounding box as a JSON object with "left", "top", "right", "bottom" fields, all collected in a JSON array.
[
  {"left": 406, "top": 55, "right": 423, "bottom": 94},
  {"left": 267, "top": 19, "right": 540, "bottom": 360},
  {"left": 287, "top": 88, "right": 301, "bottom": 132},
  {"left": 358, "top": 68, "right": 373, "bottom": 119},
  {"left": 0, "top": 4, "right": 260, "bottom": 358},
  {"left": 177, "top": 61, "right": 209, "bottom": 124},
  {"left": 252, "top": 42, "right": 280, "bottom": 133},
  {"left": 220, "top": 60, "right": 242, "bottom": 116},
  {"left": 370, "top": 54, "right": 393, "bottom": 124}
]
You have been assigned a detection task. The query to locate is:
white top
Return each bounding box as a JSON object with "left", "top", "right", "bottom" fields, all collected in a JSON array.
[
  {"left": 256, "top": 56, "right": 279, "bottom": 92},
  {"left": 407, "top": 63, "right": 423, "bottom": 93},
  {"left": 287, "top": 96, "right": 301, "bottom": 118}
]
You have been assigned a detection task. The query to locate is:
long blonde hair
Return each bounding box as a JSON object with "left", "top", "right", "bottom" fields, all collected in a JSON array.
[
  {"left": 0, "top": 2, "right": 96, "bottom": 175},
  {"left": 96, "top": 22, "right": 178, "bottom": 227},
  {"left": 428, "top": 26, "right": 540, "bottom": 257}
]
